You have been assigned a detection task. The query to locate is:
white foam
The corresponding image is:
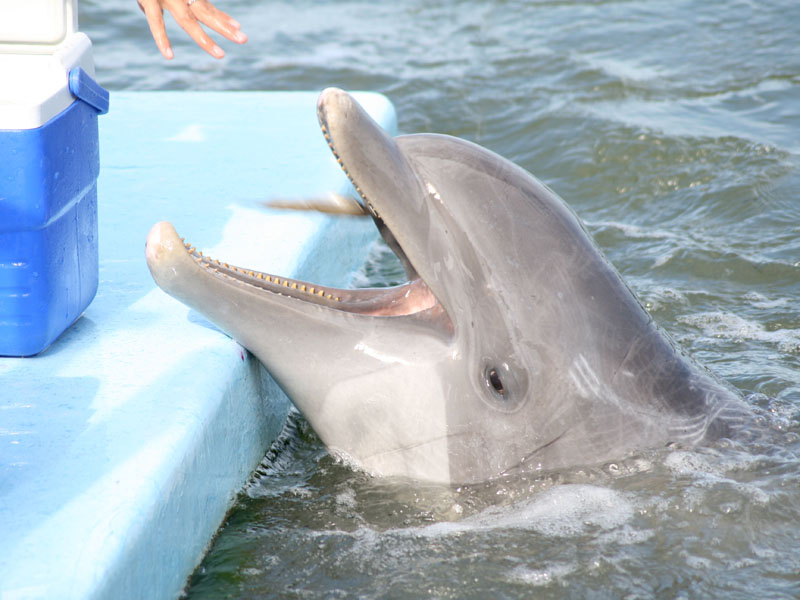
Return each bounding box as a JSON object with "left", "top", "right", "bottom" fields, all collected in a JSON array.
[
  {"left": 422, "top": 484, "right": 635, "bottom": 538},
  {"left": 335, "top": 488, "right": 358, "bottom": 510},
  {"left": 508, "top": 563, "right": 577, "bottom": 587},
  {"left": 643, "top": 286, "right": 690, "bottom": 312},
  {"left": 664, "top": 450, "right": 718, "bottom": 476},
  {"left": 678, "top": 311, "right": 800, "bottom": 353},
  {"left": 589, "top": 220, "right": 675, "bottom": 240},
  {"left": 652, "top": 252, "right": 674, "bottom": 269},
  {"left": 665, "top": 450, "right": 773, "bottom": 508},
  {"left": 743, "top": 291, "right": 790, "bottom": 310},
  {"left": 578, "top": 53, "right": 667, "bottom": 83}
]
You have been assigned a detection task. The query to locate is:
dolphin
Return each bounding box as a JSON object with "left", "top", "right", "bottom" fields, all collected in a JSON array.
[{"left": 145, "top": 88, "right": 750, "bottom": 485}]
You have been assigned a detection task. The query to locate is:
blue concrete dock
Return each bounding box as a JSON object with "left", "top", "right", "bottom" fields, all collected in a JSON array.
[{"left": 0, "top": 91, "right": 396, "bottom": 599}]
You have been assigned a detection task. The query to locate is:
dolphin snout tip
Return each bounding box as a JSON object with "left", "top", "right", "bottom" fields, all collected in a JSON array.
[
  {"left": 145, "top": 221, "right": 180, "bottom": 266},
  {"left": 317, "top": 87, "right": 352, "bottom": 122},
  {"left": 318, "top": 87, "right": 346, "bottom": 107}
]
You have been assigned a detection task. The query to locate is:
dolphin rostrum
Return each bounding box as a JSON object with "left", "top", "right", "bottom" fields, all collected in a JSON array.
[{"left": 145, "top": 88, "right": 750, "bottom": 485}]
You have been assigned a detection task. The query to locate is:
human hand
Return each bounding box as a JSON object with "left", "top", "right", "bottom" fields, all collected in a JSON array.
[{"left": 137, "top": 0, "right": 247, "bottom": 60}]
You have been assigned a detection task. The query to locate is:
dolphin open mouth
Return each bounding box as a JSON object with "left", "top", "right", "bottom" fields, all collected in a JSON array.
[
  {"left": 145, "top": 90, "right": 446, "bottom": 324},
  {"left": 145, "top": 223, "right": 439, "bottom": 318}
]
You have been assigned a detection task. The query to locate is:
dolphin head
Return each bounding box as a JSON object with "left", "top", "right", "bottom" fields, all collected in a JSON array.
[{"left": 146, "top": 88, "right": 748, "bottom": 485}]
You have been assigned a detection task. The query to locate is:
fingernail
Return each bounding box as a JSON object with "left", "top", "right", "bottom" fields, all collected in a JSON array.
[
  {"left": 212, "top": 45, "right": 224, "bottom": 58},
  {"left": 229, "top": 18, "right": 241, "bottom": 28},
  {"left": 234, "top": 31, "right": 247, "bottom": 43},
  {"left": 164, "top": 46, "right": 174, "bottom": 60}
]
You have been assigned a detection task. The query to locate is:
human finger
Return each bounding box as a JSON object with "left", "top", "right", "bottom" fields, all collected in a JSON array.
[
  {"left": 189, "top": 1, "right": 248, "bottom": 45},
  {"left": 169, "top": 1, "right": 226, "bottom": 58},
  {"left": 138, "top": 0, "right": 175, "bottom": 59}
]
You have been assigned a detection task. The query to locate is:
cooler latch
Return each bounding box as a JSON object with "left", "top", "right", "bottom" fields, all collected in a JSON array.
[{"left": 68, "top": 67, "right": 110, "bottom": 115}]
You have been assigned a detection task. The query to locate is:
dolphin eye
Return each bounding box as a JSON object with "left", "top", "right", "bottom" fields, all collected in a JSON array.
[
  {"left": 486, "top": 367, "right": 506, "bottom": 397},
  {"left": 480, "top": 360, "right": 529, "bottom": 412}
]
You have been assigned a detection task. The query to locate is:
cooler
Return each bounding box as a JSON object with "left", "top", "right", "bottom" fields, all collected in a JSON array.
[{"left": 0, "top": 0, "right": 109, "bottom": 356}]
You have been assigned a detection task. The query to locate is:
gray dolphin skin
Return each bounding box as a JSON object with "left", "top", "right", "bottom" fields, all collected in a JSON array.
[{"left": 145, "top": 88, "right": 750, "bottom": 485}]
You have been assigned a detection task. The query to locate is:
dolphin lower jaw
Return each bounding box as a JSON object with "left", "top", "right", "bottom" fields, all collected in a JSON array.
[{"left": 146, "top": 221, "right": 449, "bottom": 322}]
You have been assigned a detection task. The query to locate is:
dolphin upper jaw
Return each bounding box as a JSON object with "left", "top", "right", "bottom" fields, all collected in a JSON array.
[{"left": 316, "top": 89, "right": 460, "bottom": 317}]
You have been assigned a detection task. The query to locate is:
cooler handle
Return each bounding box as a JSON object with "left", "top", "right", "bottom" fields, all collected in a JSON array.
[{"left": 68, "top": 67, "right": 110, "bottom": 115}]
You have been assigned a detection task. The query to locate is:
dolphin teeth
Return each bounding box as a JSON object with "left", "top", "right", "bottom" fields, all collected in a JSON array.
[{"left": 181, "top": 242, "right": 344, "bottom": 305}]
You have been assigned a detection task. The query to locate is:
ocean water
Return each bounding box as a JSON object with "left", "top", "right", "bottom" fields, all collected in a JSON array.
[{"left": 81, "top": 0, "right": 800, "bottom": 597}]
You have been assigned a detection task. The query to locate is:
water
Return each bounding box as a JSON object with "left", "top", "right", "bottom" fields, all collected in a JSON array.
[{"left": 81, "top": 0, "right": 800, "bottom": 597}]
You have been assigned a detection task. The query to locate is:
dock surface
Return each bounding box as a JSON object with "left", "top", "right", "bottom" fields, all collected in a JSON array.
[{"left": 0, "top": 91, "right": 396, "bottom": 600}]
